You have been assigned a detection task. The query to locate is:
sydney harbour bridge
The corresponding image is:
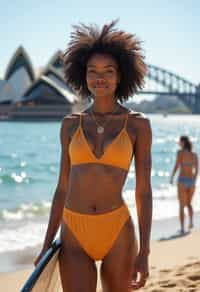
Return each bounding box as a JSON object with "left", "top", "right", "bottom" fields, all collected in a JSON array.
[{"left": 140, "top": 64, "right": 200, "bottom": 114}]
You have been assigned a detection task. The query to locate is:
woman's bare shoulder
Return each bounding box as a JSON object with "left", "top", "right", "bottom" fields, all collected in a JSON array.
[
  {"left": 192, "top": 151, "right": 198, "bottom": 160},
  {"left": 60, "top": 113, "right": 82, "bottom": 142},
  {"left": 63, "top": 113, "right": 81, "bottom": 123},
  {"left": 176, "top": 149, "right": 183, "bottom": 159},
  {"left": 128, "top": 110, "right": 151, "bottom": 129},
  {"left": 62, "top": 113, "right": 82, "bottom": 129}
]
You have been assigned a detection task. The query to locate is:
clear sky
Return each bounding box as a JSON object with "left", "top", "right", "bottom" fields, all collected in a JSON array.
[{"left": 1, "top": 0, "right": 199, "bottom": 86}]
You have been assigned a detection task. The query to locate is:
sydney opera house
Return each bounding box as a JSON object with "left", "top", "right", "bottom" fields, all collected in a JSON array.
[{"left": 0, "top": 46, "right": 87, "bottom": 120}]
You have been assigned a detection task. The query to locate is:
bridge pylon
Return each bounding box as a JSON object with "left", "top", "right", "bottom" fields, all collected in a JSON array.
[{"left": 193, "top": 85, "right": 200, "bottom": 114}]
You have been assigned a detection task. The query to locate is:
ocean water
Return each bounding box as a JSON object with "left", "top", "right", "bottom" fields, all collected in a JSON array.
[{"left": 0, "top": 114, "right": 200, "bottom": 254}]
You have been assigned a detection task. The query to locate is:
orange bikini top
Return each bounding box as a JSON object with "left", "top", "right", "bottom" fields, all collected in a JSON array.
[{"left": 69, "top": 113, "right": 133, "bottom": 170}]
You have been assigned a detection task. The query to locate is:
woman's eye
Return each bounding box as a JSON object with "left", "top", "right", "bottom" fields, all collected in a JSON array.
[{"left": 87, "top": 69, "right": 116, "bottom": 78}]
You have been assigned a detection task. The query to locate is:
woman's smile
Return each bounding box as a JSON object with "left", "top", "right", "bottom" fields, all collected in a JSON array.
[{"left": 94, "top": 84, "right": 108, "bottom": 88}]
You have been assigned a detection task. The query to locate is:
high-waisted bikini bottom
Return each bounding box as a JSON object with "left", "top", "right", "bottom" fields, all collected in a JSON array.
[{"left": 62, "top": 203, "right": 130, "bottom": 261}]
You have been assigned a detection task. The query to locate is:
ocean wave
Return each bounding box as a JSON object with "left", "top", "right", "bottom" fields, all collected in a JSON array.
[
  {"left": 0, "top": 173, "right": 29, "bottom": 184},
  {"left": 0, "top": 153, "right": 18, "bottom": 160},
  {"left": 0, "top": 201, "right": 51, "bottom": 221},
  {"left": 0, "top": 172, "right": 50, "bottom": 185},
  {"left": 0, "top": 220, "right": 48, "bottom": 253},
  {"left": 5, "top": 164, "right": 59, "bottom": 176}
]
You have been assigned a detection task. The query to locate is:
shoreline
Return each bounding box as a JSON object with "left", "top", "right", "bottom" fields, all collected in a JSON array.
[
  {"left": 0, "top": 211, "right": 200, "bottom": 274},
  {"left": 0, "top": 229, "right": 200, "bottom": 291}
]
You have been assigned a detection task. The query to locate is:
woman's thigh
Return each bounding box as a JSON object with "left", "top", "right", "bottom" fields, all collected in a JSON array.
[
  {"left": 186, "top": 186, "right": 195, "bottom": 204},
  {"left": 59, "top": 223, "right": 97, "bottom": 292},
  {"left": 178, "top": 184, "right": 188, "bottom": 206},
  {"left": 100, "top": 216, "right": 138, "bottom": 292}
]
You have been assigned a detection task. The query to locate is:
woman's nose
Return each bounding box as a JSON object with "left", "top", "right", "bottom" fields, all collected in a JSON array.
[{"left": 96, "top": 73, "right": 106, "bottom": 80}]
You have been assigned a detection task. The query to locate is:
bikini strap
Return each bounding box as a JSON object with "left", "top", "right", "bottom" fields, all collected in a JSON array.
[{"left": 124, "top": 113, "right": 129, "bottom": 129}]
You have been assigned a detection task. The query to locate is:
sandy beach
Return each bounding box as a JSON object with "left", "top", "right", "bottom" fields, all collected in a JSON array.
[
  {"left": 141, "top": 229, "right": 200, "bottom": 291},
  {"left": 0, "top": 228, "right": 199, "bottom": 292}
]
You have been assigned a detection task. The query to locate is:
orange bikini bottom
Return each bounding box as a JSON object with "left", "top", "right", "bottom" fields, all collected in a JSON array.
[{"left": 62, "top": 203, "right": 130, "bottom": 261}]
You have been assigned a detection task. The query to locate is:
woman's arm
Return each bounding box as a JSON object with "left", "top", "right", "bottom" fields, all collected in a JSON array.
[
  {"left": 170, "top": 151, "right": 181, "bottom": 184},
  {"left": 34, "top": 118, "right": 71, "bottom": 265},
  {"left": 194, "top": 153, "right": 199, "bottom": 181},
  {"left": 131, "top": 117, "right": 152, "bottom": 290},
  {"left": 42, "top": 118, "right": 71, "bottom": 249},
  {"left": 134, "top": 117, "right": 152, "bottom": 255}
]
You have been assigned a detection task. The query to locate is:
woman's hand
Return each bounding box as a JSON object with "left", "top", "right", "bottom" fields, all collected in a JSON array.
[
  {"left": 130, "top": 252, "right": 149, "bottom": 290},
  {"left": 34, "top": 246, "right": 49, "bottom": 267}
]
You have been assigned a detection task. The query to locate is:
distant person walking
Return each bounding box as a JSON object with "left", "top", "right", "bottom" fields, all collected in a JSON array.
[{"left": 170, "top": 136, "right": 198, "bottom": 234}]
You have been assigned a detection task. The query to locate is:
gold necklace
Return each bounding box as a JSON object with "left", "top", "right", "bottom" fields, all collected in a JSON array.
[{"left": 90, "top": 104, "right": 119, "bottom": 134}]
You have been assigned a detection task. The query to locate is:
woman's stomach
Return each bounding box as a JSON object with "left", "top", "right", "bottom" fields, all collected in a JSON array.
[
  {"left": 64, "top": 164, "right": 128, "bottom": 214},
  {"left": 179, "top": 170, "right": 195, "bottom": 179}
]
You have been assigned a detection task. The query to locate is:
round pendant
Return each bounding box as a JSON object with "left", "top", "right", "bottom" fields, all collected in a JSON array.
[{"left": 97, "top": 126, "right": 104, "bottom": 134}]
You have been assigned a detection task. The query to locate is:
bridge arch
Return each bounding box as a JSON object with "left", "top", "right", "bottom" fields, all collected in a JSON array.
[{"left": 139, "top": 64, "right": 200, "bottom": 112}]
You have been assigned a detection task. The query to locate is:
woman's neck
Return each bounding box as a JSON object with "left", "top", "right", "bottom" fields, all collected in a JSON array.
[{"left": 92, "top": 97, "right": 118, "bottom": 114}]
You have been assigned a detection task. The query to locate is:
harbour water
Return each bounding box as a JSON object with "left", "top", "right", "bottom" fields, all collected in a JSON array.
[{"left": 0, "top": 114, "right": 200, "bottom": 257}]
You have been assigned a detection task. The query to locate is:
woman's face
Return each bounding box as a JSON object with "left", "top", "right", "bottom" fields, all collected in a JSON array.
[{"left": 86, "top": 53, "right": 120, "bottom": 98}]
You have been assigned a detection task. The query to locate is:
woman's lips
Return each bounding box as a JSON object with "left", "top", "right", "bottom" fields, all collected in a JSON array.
[{"left": 94, "top": 85, "right": 108, "bottom": 88}]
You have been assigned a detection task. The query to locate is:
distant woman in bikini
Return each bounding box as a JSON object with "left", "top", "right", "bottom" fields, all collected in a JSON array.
[
  {"left": 170, "top": 136, "right": 198, "bottom": 234},
  {"left": 35, "top": 20, "right": 152, "bottom": 291}
]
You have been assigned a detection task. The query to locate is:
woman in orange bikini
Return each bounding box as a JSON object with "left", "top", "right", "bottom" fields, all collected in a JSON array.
[
  {"left": 170, "top": 136, "right": 198, "bottom": 234},
  {"left": 35, "top": 20, "right": 152, "bottom": 291}
]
